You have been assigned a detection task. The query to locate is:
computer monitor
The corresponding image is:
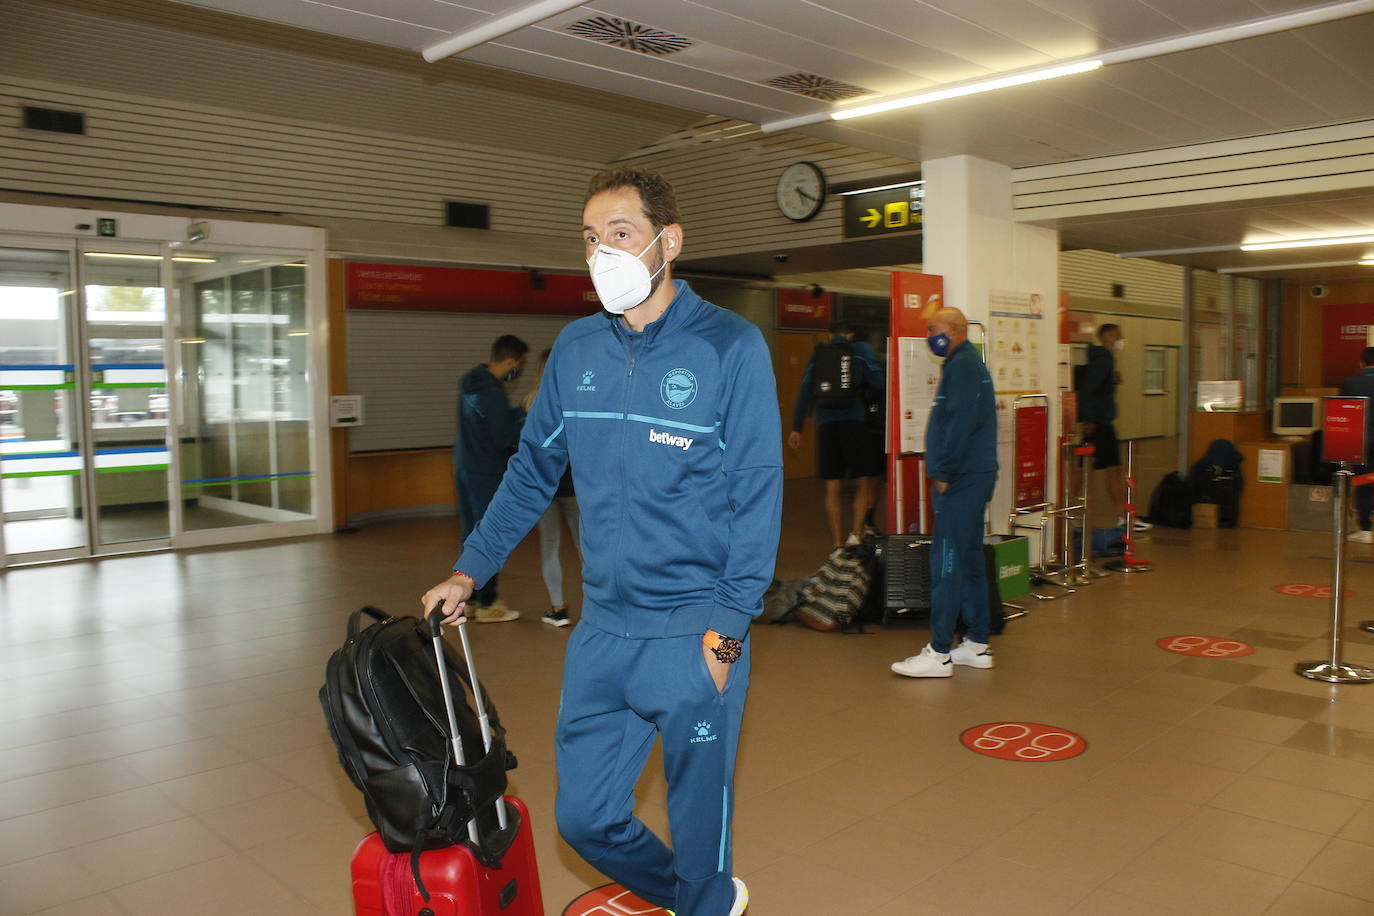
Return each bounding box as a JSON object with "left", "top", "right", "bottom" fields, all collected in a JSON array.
[{"left": 1272, "top": 397, "right": 1321, "bottom": 438}]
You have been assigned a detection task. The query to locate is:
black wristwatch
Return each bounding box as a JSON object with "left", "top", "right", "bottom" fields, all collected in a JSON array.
[{"left": 705, "top": 631, "right": 743, "bottom": 664}]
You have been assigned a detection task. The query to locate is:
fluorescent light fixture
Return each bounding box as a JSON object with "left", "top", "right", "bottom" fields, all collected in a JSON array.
[
  {"left": 171, "top": 256, "right": 216, "bottom": 263},
  {"left": 57, "top": 289, "right": 75, "bottom": 297},
  {"left": 83, "top": 252, "right": 161, "bottom": 261},
  {"left": 1240, "top": 233, "right": 1374, "bottom": 252},
  {"left": 238, "top": 258, "right": 263, "bottom": 264},
  {"left": 282, "top": 262, "right": 306, "bottom": 267},
  {"left": 1362, "top": 259, "right": 1374, "bottom": 266},
  {"left": 762, "top": 1, "right": 1374, "bottom": 134},
  {"left": 1217, "top": 259, "right": 1366, "bottom": 273},
  {"left": 838, "top": 180, "right": 924, "bottom": 196},
  {"left": 422, "top": 0, "right": 587, "bottom": 62},
  {"left": 832, "top": 61, "right": 1102, "bottom": 121},
  {"left": 287, "top": 330, "right": 309, "bottom": 337},
  {"left": 180, "top": 338, "right": 206, "bottom": 344}
]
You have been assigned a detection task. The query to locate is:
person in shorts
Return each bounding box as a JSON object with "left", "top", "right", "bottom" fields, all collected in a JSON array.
[{"left": 787, "top": 321, "right": 885, "bottom": 548}]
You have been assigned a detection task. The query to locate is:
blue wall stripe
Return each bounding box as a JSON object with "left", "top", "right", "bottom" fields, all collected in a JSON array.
[
  {"left": 93, "top": 363, "right": 164, "bottom": 370},
  {"left": 2, "top": 450, "right": 80, "bottom": 460},
  {"left": 0, "top": 364, "right": 74, "bottom": 371},
  {"left": 94, "top": 446, "right": 168, "bottom": 455}
]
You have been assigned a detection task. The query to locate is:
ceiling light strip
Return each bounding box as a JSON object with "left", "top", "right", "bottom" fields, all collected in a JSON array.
[
  {"left": 1218, "top": 259, "right": 1371, "bottom": 273},
  {"left": 761, "top": 0, "right": 1374, "bottom": 132},
  {"left": 422, "top": 0, "right": 588, "bottom": 62},
  {"left": 1240, "top": 234, "right": 1374, "bottom": 252}
]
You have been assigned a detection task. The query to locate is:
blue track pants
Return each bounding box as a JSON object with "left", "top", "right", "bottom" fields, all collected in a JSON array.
[
  {"left": 555, "top": 623, "right": 750, "bottom": 916},
  {"left": 930, "top": 471, "right": 996, "bottom": 653}
]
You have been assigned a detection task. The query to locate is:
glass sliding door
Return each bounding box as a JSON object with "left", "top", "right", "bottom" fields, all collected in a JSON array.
[
  {"left": 82, "top": 250, "right": 172, "bottom": 546},
  {"left": 0, "top": 245, "right": 87, "bottom": 561},
  {"left": 175, "top": 254, "right": 313, "bottom": 530}
]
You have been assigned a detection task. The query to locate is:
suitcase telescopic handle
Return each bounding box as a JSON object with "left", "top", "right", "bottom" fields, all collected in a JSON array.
[{"left": 427, "top": 603, "right": 509, "bottom": 832}]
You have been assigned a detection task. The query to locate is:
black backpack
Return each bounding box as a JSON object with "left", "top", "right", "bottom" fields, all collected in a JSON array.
[
  {"left": 1145, "top": 471, "right": 1193, "bottom": 528},
  {"left": 320, "top": 607, "right": 517, "bottom": 890},
  {"left": 811, "top": 341, "right": 860, "bottom": 408}
]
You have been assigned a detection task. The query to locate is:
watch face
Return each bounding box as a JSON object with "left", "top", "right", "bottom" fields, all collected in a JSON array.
[{"left": 777, "top": 161, "right": 825, "bottom": 221}]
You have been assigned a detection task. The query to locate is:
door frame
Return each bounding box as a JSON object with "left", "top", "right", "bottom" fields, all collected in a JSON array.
[{"left": 0, "top": 204, "right": 331, "bottom": 568}]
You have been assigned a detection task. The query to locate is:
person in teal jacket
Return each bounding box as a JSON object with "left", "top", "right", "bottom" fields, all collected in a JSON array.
[
  {"left": 424, "top": 167, "right": 780, "bottom": 916},
  {"left": 892, "top": 306, "right": 1000, "bottom": 678}
]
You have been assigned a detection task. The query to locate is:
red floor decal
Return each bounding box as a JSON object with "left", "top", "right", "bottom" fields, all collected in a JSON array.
[
  {"left": 1157, "top": 635, "right": 1255, "bottom": 657},
  {"left": 563, "top": 885, "right": 668, "bottom": 916},
  {"left": 1272, "top": 583, "right": 1350, "bottom": 598},
  {"left": 960, "top": 722, "right": 1086, "bottom": 762}
]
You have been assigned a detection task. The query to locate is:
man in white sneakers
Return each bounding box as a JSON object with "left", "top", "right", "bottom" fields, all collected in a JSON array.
[{"left": 892, "top": 307, "right": 999, "bottom": 678}]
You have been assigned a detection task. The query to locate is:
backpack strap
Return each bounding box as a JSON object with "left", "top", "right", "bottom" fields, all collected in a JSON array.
[{"left": 348, "top": 606, "right": 391, "bottom": 639}]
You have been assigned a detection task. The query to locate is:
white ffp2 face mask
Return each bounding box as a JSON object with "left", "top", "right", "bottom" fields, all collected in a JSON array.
[{"left": 587, "top": 228, "right": 666, "bottom": 315}]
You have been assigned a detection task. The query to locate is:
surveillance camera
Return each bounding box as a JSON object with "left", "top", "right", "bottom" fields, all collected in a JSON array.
[
  {"left": 773, "top": 253, "right": 790, "bottom": 263},
  {"left": 187, "top": 221, "right": 209, "bottom": 244},
  {"left": 1310, "top": 284, "right": 1328, "bottom": 299}
]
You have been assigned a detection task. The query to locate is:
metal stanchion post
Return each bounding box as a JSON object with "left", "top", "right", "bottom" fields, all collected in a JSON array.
[
  {"left": 1058, "top": 440, "right": 1090, "bottom": 586},
  {"left": 1102, "top": 439, "right": 1152, "bottom": 573},
  {"left": 1296, "top": 465, "right": 1374, "bottom": 683},
  {"left": 1075, "top": 444, "right": 1109, "bottom": 579}
]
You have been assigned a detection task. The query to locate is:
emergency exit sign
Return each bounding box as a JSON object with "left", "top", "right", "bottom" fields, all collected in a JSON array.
[{"left": 842, "top": 183, "right": 923, "bottom": 238}]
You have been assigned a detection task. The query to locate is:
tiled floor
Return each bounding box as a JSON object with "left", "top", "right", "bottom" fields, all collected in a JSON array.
[{"left": 6, "top": 472, "right": 1374, "bottom": 914}]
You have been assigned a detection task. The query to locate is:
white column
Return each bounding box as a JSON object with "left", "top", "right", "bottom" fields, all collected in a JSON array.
[{"left": 921, "top": 155, "right": 1061, "bottom": 535}]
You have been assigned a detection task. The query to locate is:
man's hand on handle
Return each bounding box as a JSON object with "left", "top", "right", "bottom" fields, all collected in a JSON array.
[
  {"left": 422, "top": 572, "right": 475, "bottom": 626},
  {"left": 933, "top": 479, "right": 949, "bottom": 494}
]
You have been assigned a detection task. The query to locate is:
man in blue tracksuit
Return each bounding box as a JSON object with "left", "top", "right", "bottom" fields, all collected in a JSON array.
[
  {"left": 424, "top": 167, "right": 781, "bottom": 916},
  {"left": 891, "top": 306, "right": 999, "bottom": 678},
  {"left": 453, "top": 334, "right": 528, "bottom": 621}
]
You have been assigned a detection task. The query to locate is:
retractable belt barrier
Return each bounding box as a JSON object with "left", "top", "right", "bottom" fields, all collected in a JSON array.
[
  {"left": 1101, "top": 439, "right": 1152, "bottom": 574},
  {"left": 1298, "top": 396, "right": 1374, "bottom": 683},
  {"left": 1007, "top": 395, "right": 1074, "bottom": 601}
]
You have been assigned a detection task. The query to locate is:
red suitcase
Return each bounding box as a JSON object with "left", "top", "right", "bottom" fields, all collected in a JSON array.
[
  {"left": 351, "top": 796, "right": 543, "bottom": 916},
  {"left": 349, "top": 607, "right": 544, "bottom": 916}
]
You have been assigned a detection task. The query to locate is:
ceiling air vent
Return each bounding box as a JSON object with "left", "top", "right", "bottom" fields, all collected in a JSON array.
[
  {"left": 763, "top": 73, "right": 872, "bottom": 102},
  {"left": 564, "top": 16, "right": 694, "bottom": 56}
]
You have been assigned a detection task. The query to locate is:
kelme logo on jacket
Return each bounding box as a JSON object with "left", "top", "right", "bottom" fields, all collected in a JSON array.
[
  {"left": 691, "top": 720, "right": 718, "bottom": 744},
  {"left": 660, "top": 368, "right": 697, "bottom": 409},
  {"left": 577, "top": 370, "right": 596, "bottom": 392}
]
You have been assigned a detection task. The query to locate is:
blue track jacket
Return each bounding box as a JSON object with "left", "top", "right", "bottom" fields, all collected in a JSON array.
[
  {"left": 455, "top": 364, "right": 524, "bottom": 475},
  {"left": 924, "top": 339, "right": 998, "bottom": 483},
  {"left": 455, "top": 281, "right": 783, "bottom": 641},
  {"left": 1078, "top": 344, "right": 1117, "bottom": 425}
]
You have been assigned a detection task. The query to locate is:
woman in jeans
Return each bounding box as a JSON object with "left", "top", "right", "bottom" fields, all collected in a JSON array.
[{"left": 522, "top": 349, "right": 583, "bottom": 626}]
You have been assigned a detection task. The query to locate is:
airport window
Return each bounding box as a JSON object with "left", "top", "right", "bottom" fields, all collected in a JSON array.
[{"left": 1144, "top": 345, "right": 1167, "bottom": 395}]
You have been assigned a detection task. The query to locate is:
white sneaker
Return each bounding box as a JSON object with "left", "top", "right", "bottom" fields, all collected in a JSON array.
[
  {"left": 470, "top": 601, "right": 519, "bottom": 623},
  {"left": 844, "top": 532, "right": 861, "bottom": 546},
  {"left": 666, "top": 877, "right": 747, "bottom": 916},
  {"left": 891, "top": 644, "right": 953, "bottom": 678},
  {"left": 950, "top": 639, "right": 995, "bottom": 669},
  {"left": 730, "top": 877, "right": 748, "bottom": 916},
  {"left": 1349, "top": 529, "right": 1374, "bottom": 543},
  {"left": 1117, "top": 516, "right": 1153, "bottom": 532}
]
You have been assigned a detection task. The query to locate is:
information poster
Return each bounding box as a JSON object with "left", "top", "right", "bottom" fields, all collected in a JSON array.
[
  {"left": 990, "top": 315, "right": 1043, "bottom": 393},
  {"left": 890, "top": 272, "right": 944, "bottom": 455},
  {"left": 899, "top": 338, "right": 942, "bottom": 453},
  {"left": 1014, "top": 404, "right": 1049, "bottom": 508},
  {"left": 1324, "top": 397, "right": 1368, "bottom": 463},
  {"left": 1257, "top": 448, "right": 1286, "bottom": 483}
]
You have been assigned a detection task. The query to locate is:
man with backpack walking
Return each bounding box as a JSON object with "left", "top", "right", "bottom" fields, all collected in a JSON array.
[
  {"left": 787, "top": 321, "right": 885, "bottom": 548},
  {"left": 891, "top": 306, "right": 999, "bottom": 678},
  {"left": 1077, "top": 323, "right": 1151, "bottom": 532},
  {"left": 424, "top": 167, "right": 780, "bottom": 916}
]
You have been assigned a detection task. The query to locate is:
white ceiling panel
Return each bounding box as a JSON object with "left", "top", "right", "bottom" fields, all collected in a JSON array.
[
  {"left": 1124, "top": 0, "right": 1274, "bottom": 31},
  {"left": 1021, "top": 0, "right": 1197, "bottom": 43},
  {"left": 177, "top": 0, "right": 445, "bottom": 47},
  {"left": 312, "top": 0, "right": 489, "bottom": 31},
  {"left": 904, "top": 0, "right": 1108, "bottom": 58},
  {"left": 805, "top": 0, "right": 1056, "bottom": 72}
]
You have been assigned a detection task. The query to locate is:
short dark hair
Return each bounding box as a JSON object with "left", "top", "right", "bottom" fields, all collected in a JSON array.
[
  {"left": 829, "top": 320, "right": 856, "bottom": 336},
  {"left": 586, "top": 167, "right": 680, "bottom": 231},
  {"left": 1098, "top": 323, "right": 1120, "bottom": 341},
  {"left": 1363, "top": 347, "right": 1374, "bottom": 366},
  {"left": 491, "top": 334, "right": 528, "bottom": 362}
]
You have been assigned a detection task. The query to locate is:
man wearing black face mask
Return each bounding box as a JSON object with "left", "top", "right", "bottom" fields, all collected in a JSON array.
[{"left": 454, "top": 334, "right": 529, "bottom": 621}]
